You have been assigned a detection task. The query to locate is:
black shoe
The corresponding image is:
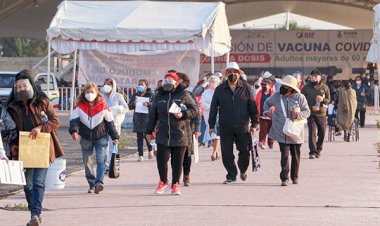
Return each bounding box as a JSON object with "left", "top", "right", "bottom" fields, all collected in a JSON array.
[
  {"left": 240, "top": 172, "right": 247, "bottom": 181},
  {"left": 94, "top": 183, "right": 104, "bottom": 194},
  {"left": 268, "top": 144, "right": 273, "bottom": 149},
  {"left": 315, "top": 153, "right": 321, "bottom": 159},
  {"left": 292, "top": 179, "right": 298, "bottom": 184},
  {"left": 223, "top": 178, "right": 237, "bottom": 184},
  {"left": 309, "top": 154, "right": 315, "bottom": 159}
]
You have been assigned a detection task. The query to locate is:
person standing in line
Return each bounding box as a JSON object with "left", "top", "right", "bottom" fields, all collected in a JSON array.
[
  {"left": 69, "top": 83, "right": 119, "bottom": 194},
  {"left": 201, "top": 76, "right": 222, "bottom": 160},
  {"left": 100, "top": 78, "right": 128, "bottom": 170},
  {"left": 263, "top": 75, "right": 310, "bottom": 186},
  {"left": 176, "top": 72, "right": 201, "bottom": 187},
  {"left": 7, "top": 69, "right": 64, "bottom": 226},
  {"left": 301, "top": 69, "right": 330, "bottom": 159},
  {"left": 128, "top": 79, "right": 153, "bottom": 162},
  {"left": 336, "top": 81, "right": 357, "bottom": 142},
  {"left": 209, "top": 62, "right": 259, "bottom": 184},
  {"left": 352, "top": 76, "right": 370, "bottom": 128},
  {"left": 146, "top": 72, "right": 198, "bottom": 195},
  {"left": 256, "top": 78, "right": 275, "bottom": 149}
]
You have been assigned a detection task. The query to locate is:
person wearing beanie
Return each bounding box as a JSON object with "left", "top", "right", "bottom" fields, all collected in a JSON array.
[{"left": 146, "top": 72, "right": 198, "bottom": 195}]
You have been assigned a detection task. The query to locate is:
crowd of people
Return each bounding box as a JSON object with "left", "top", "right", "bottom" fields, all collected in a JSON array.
[{"left": 0, "top": 64, "right": 373, "bottom": 226}]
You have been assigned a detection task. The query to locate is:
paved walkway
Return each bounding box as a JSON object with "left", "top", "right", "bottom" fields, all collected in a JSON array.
[{"left": 1, "top": 113, "right": 380, "bottom": 225}]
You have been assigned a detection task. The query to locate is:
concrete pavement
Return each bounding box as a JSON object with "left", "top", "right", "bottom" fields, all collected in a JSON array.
[{"left": 1, "top": 113, "right": 380, "bottom": 226}]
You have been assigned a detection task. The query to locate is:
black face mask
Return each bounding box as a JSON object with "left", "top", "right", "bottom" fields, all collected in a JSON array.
[
  {"left": 261, "top": 86, "right": 268, "bottom": 92},
  {"left": 228, "top": 74, "right": 238, "bottom": 83},
  {"left": 310, "top": 81, "right": 319, "bottom": 86},
  {"left": 279, "top": 86, "right": 289, "bottom": 95},
  {"left": 162, "top": 84, "right": 174, "bottom": 92},
  {"left": 254, "top": 85, "right": 260, "bottom": 89}
]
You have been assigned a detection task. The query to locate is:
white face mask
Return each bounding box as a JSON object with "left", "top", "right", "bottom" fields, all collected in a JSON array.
[
  {"left": 102, "top": 84, "right": 112, "bottom": 93},
  {"left": 85, "top": 92, "right": 97, "bottom": 102},
  {"left": 356, "top": 80, "right": 362, "bottom": 85}
]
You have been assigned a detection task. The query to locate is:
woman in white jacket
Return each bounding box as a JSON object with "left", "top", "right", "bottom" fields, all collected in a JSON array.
[
  {"left": 201, "top": 76, "right": 221, "bottom": 160},
  {"left": 101, "top": 78, "right": 129, "bottom": 170}
]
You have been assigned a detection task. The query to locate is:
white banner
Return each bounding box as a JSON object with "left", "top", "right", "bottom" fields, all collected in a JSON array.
[{"left": 79, "top": 50, "right": 200, "bottom": 89}]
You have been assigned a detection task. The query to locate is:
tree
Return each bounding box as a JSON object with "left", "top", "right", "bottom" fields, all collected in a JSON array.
[
  {"left": 279, "top": 21, "right": 310, "bottom": 30},
  {"left": 0, "top": 37, "right": 47, "bottom": 57}
]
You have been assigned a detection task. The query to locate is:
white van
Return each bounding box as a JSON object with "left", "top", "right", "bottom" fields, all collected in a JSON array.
[{"left": 0, "top": 72, "right": 60, "bottom": 109}]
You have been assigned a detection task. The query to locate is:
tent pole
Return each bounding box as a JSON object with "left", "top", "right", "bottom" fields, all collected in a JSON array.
[
  {"left": 376, "top": 63, "right": 380, "bottom": 113},
  {"left": 70, "top": 49, "right": 78, "bottom": 114},
  {"left": 47, "top": 39, "right": 51, "bottom": 98},
  {"left": 226, "top": 51, "right": 230, "bottom": 66},
  {"left": 211, "top": 36, "right": 215, "bottom": 73}
]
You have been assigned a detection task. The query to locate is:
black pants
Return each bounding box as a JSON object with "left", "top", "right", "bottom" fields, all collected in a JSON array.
[
  {"left": 156, "top": 144, "right": 187, "bottom": 185},
  {"left": 279, "top": 143, "right": 301, "bottom": 182},
  {"left": 307, "top": 115, "right": 326, "bottom": 156},
  {"left": 183, "top": 148, "right": 192, "bottom": 176},
  {"left": 137, "top": 132, "right": 152, "bottom": 156},
  {"left": 355, "top": 109, "right": 366, "bottom": 127},
  {"left": 220, "top": 126, "right": 250, "bottom": 180}
]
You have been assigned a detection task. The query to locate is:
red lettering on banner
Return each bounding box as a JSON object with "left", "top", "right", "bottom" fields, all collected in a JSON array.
[{"left": 201, "top": 53, "right": 271, "bottom": 64}]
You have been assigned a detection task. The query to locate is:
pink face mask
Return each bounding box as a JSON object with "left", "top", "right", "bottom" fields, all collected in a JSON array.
[{"left": 209, "top": 83, "right": 217, "bottom": 90}]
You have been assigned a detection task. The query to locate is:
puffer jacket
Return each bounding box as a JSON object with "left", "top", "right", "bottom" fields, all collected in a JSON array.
[
  {"left": 146, "top": 84, "right": 198, "bottom": 147},
  {"left": 69, "top": 98, "right": 119, "bottom": 141}
]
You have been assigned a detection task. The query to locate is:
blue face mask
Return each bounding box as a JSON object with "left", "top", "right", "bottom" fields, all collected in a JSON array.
[{"left": 137, "top": 85, "right": 146, "bottom": 93}]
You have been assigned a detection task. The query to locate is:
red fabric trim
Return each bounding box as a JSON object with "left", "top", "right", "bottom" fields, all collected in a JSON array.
[
  {"left": 255, "top": 88, "right": 274, "bottom": 116},
  {"left": 77, "top": 98, "right": 110, "bottom": 117}
]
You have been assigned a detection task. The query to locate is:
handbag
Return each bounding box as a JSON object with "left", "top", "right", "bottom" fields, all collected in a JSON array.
[
  {"left": 249, "top": 133, "right": 260, "bottom": 172},
  {"left": 280, "top": 98, "right": 303, "bottom": 140},
  {"left": 109, "top": 144, "right": 120, "bottom": 179}
]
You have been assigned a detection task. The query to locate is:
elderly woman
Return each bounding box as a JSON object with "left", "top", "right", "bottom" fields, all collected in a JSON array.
[
  {"left": 263, "top": 75, "right": 310, "bottom": 186},
  {"left": 336, "top": 81, "right": 357, "bottom": 142}
]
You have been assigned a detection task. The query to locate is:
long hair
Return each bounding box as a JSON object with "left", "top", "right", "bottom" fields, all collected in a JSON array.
[
  {"left": 176, "top": 72, "right": 190, "bottom": 88},
  {"left": 77, "top": 83, "right": 103, "bottom": 104},
  {"left": 6, "top": 69, "right": 48, "bottom": 105}
]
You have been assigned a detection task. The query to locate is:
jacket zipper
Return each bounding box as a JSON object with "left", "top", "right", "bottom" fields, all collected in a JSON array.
[
  {"left": 167, "top": 93, "right": 172, "bottom": 146},
  {"left": 89, "top": 105, "right": 93, "bottom": 142}
]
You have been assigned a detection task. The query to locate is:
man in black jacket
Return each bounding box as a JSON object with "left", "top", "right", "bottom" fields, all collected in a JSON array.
[{"left": 209, "top": 62, "right": 259, "bottom": 184}]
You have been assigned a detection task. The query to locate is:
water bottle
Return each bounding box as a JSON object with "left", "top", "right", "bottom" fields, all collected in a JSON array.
[
  {"left": 40, "top": 111, "right": 48, "bottom": 123},
  {"left": 150, "top": 139, "right": 157, "bottom": 152}
]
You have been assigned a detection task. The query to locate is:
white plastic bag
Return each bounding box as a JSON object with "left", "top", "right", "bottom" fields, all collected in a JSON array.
[{"left": 280, "top": 98, "right": 303, "bottom": 140}]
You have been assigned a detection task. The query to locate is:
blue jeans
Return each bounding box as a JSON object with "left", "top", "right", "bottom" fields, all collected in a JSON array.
[
  {"left": 198, "top": 116, "right": 206, "bottom": 144},
  {"left": 24, "top": 168, "right": 48, "bottom": 217},
  {"left": 80, "top": 137, "right": 108, "bottom": 188}
]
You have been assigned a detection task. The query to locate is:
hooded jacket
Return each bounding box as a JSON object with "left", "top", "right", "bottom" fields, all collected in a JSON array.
[
  {"left": 101, "top": 79, "right": 128, "bottom": 128},
  {"left": 146, "top": 84, "right": 198, "bottom": 147},
  {"left": 69, "top": 98, "right": 119, "bottom": 141}
]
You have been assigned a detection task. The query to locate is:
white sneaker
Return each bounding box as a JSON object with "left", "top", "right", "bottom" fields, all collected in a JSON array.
[
  {"left": 148, "top": 151, "right": 154, "bottom": 159},
  {"left": 258, "top": 142, "right": 267, "bottom": 149},
  {"left": 138, "top": 156, "right": 144, "bottom": 162}
]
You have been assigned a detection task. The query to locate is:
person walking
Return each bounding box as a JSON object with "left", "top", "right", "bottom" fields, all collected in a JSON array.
[
  {"left": 255, "top": 78, "right": 275, "bottom": 149},
  {"left": 336, "top": 81, "right": 357, "bottom": 142},
  {"left": 263, "top": 75, "right": 310, "bottom": 186},
  {"left": 69, "top": 83, "right": 119, "bottom": 194},
  {"left": 6, "top": 69, "right": 64, "bottom": 226},
  {"left": 201, "top": 76, "right": 222, "bottom": 160},
  {"left": 352, "top": 76, "right": 370, "bottom": 127},
  {"left": 101, "top": 78, "right": 128, "bottom": 169},
  {"left": 209, "top": 62, "right": 259, "bottom": 184},
  {"left": 146, "top": 72, "right": 198, "bottom": 195},
  {"left": 128, "top": 79, "right": 153, "bottom": 162},
  {"left": 301, "top": 69, "right": 330, "bottom": 159},
  {"left": 176, "top": 72, "right": 201, "bottom": 186}
]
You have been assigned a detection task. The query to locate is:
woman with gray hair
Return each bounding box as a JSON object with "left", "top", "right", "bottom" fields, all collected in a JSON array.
[{"left": 263, "top": 75, "right": 310, "bottom": 186}]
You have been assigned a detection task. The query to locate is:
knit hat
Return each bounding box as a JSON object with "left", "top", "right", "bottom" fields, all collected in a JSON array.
[{"left": 165, "top": 72, "right": 180, "bottom": 83}]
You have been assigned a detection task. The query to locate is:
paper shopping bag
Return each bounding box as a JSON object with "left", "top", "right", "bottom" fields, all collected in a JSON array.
[{"left": 18, "top": 131, "right": 50, "bottom": 168}]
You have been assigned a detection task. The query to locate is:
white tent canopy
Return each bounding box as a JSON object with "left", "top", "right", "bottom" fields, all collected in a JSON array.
[{"left": 47, "top": 1, "right": 231, "bottom": 57}]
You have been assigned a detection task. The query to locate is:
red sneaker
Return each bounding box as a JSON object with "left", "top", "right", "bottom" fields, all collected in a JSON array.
[
  {"left": 154, "top": 181, "right": 169, "bottom": 194},
  {"left": 171, "top": 183, "right": 181, "bottom": 195}
]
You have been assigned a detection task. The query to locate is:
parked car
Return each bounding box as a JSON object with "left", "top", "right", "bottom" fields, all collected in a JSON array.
[{"left": 0, "top": 72, "right": 60, "bottom": 109}]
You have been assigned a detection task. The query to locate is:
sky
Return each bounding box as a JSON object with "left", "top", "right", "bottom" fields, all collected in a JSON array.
[{"left": 229, "top": 12, "right": 353, "bottom": 30}]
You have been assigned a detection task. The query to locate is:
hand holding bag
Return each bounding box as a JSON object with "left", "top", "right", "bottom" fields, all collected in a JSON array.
[
  {"left": 280, "top": 98, "right": 303, "bottom": 140},
  {"left": 109, "top": 144, "right": 120, "bottom": 179}
]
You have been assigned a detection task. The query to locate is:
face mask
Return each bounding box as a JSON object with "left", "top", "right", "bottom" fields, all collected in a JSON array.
[
  {"left": 254, "top": 85, "right": 260, "bottom": 89},
  {"left": 15, "top": 89, "right": 34, "bottom": 101},
  {"left": 279, "top": 86, "right": 289, "bottom": 95},
  {"left": 228, "top": 74, "right": 238, "bottom": 83},
  {"left": 261, "top": 86, "right": 268, "bottom": 92},
  {"left": 137, "top": 85, "right": 146, "bottom": 93},
  {"left": 162, "top": 84, "right": 174, "bottom": 92},
  {"left": 356, "top": 80, "right": 362, "bottom": 85},
  {"left": 85, "top": 92, "right": 97, "bottom": 102},
  {"left": 310, "top": 81, "right": 318, "bottom": 86},
  {"left": 102, "top": 85, "right": 112, "bottom": 93}
]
